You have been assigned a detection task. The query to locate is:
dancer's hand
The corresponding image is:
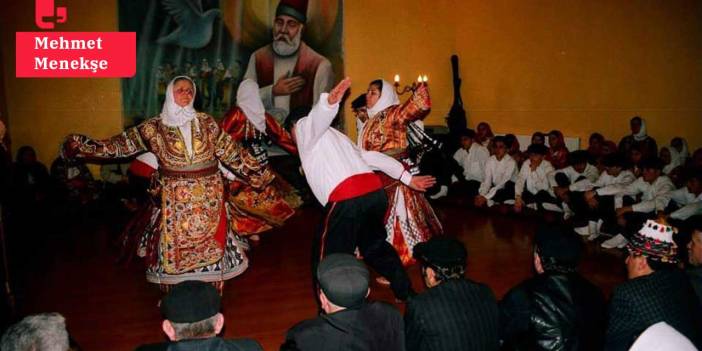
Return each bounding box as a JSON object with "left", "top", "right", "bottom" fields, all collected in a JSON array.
[
  {"left": 328, "top": 77, "right": 351, "bottom": 105},
  {"left": 62, "top": 134, "right": 84, "bottom": 159},
  {"left": 408, "top": 175, "right": 436, "bottom": 192}
]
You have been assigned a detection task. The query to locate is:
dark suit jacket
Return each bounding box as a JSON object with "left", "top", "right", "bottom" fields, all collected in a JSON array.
[
  {"left": 605, "top": 269, "right": 702, "bottom": 351},
  {"left": 405, "top": 278, "right": 500, "bottom": 351},
  {"left": 281, "top": 301, "right": 404, "bottom": 351},
  {"left": 135, "top": 337, "right": 262, "bottom": 351}
]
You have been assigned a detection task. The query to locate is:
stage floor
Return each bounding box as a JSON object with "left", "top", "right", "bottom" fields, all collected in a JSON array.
[{"left": 8, "top": 203, "right": 626, "bottom": 350}]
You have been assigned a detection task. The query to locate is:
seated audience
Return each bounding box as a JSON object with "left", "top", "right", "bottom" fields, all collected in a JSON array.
[
  {"left": 667, "top": 171, "right": 702, "bottom": 228},
  {"left": 474, "top": 136, "right": 518, "bottom": 208},
  {"left": 587, "top": 132, "right": 607, "bottom": 164},
  {"left": 618, "top": 116, "right": 658, "bottom": 161},
  {"left": 550, "top": 150, "right": 600, "bottom": 214},
  {"left": 0, "top": 313, "right": 70, "bottom": 351},
  {"left": 135, "top": 280, "right": 262, "bottom": 351},
  {"left": 628, "top": 145, "right": 645, "bottom": 177},
  {"left": 50, "top": 156, "right": 99, "bottom": 208},
  {"left": 451, "top": 129, "right": 489, "bottom": 200},
  {"left": 406, "top": 238, "right": 499, "bottom": 351},
  {"left": 503, "top": 134, "right": 524, "bottom": 166},
  {"left": 600, "top": 158, "right": 675, "bottom": 249},
  {"left": 500, "top": 225, "right": 606, "bottom": 351},
  {"left": 282, "top": 254, "right": 404, "bottom": 351},
  {"left": 660, "top": 147, "right": 682, "bottom": 175},
  {"left": 605, "top": 219, "right": 702, "bottom": 350},
  {"left": 628, "top": 322, "right": 697, "bottom": 351},
  {"left": 514, "top": 144, "right": 559, "bottom": 213},
  {"left": 546, "top": 130, "right": 569, "bottom": 170},
  {"left": 531, "top": 132, "right": 546, "bottom": 146},
  {"left": 10, "top": 146, "right": 50, "bottom": 210},
  {"left": 476, "top": 121, "right": 494, "bottom": 149},
  {"left": 577, "top": 154, "right": 636, "bottom": 239},
  {"left": 687, "top": 224, "right": 702, "bottom": 304},
  {"left": 670, "top": 137, "right": 689, "bottom": 167}
]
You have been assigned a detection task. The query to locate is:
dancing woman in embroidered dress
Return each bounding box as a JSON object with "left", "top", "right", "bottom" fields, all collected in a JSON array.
[
  {"left": 63, "top": 76, "right": 272, "bottom": 289},
  {"left": 355, "top": 79, "right": 442, "bottom": 265},
  {"left": 220, "top": 79, "right": 302, "bottom": 238}
]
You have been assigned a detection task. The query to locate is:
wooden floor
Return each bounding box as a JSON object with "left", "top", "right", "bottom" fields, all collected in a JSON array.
[{"left": 6, "top": 203, "right": 627, "bottom": 350}]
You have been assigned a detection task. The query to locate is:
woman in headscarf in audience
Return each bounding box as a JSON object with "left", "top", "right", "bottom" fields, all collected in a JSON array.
[
  {"left": 354, "top": 78, "right": 442, "bottom": 267},
  {"left": 546, "top": 130, "right": 569, "bottom": 169},
  {"left": 670, "top": 137, "right": 689, "bottom": 168},
  {"left": 618, "top": 116, "right": 658, "bottom": 160}
]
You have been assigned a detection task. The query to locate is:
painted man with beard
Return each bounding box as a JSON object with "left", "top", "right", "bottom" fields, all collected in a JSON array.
[{"left": 244, "top": 0, "right": 334, "bottom": 122}]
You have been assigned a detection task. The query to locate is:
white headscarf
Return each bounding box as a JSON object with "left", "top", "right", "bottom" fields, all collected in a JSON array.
[
  {"left": 633, "top": 118, "right": 648, "bottom": 142},
  {"left": 670, "top": 138, "right": 689, "bottom": 167},
  {"left": 161, "top": 76, "right": 198, "bottom": 127},
  {"left": 367, "top": 80, "right": 400, "bottom": 118},
  {"left": 237, "top": 79, "right": 267, "bottom": 134}
]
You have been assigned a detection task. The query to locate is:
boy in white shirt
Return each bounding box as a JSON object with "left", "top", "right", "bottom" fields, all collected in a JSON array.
[
  {"left": 514, "top": 144, "right": 558, "bottom": 213},
  {"left": 599, "top": 158, "right": 675, "bottom": 249},
  {"left": 291, "top": 78, "right": 435, "bottom": 302},
  {"left": 574, "top": 153, "right": 636, "bottom": 239},
  {"left": 474, "top": 136, "right": 518, "bottom": 208},
  {"left": 451, "top": 129, "right": 490, "bottom": 200},
  {"left": 668, "top": 171, "right": 702, "bottom": 232}
]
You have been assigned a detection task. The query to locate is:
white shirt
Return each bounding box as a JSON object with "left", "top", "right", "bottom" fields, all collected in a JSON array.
[
  {"left": 549, "top": 163, "right": 600, "bottom": 191},
  {"left": 592, "top": 170, "right": 637, "bottom": 190},
  {"left": 478, "top": 154, "right": 518, "bottom": 199},
  {"left": 453, "top": 143, "right": 490, "bottom": 182},
  {"left": 515, "top": 159, "right": 555, "bottom": 197},
  {"left": 597, "top": 176, "right": 675, "bottom": 213},
  {"left": 669, "top": 188, "right": 702, "bottom": 220},
  {"left": 294, "top": 94, "right": 411, "bottom": 206}
]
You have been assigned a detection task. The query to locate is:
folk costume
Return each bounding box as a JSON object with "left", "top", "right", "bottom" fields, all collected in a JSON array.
[{"left": 64, "top": 76, "right": 272, "bottom": 287}]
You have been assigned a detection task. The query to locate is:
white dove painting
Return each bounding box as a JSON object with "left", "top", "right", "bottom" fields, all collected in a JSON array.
[
  {"left": 157, "top": 0, "right": 220, "bottom": 49},
  {"left": 119, "top": 0, "right": 343, "bottom": 128}
]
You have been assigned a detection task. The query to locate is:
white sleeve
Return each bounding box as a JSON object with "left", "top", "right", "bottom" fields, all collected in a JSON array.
[
  {"left": 312, "top": 59, "right": 334, "bottom": 105},
  {"left": 669, "top": 188, "right": 691, "bottom": 206},
  {"left": 515, "top": 163, "right": 528, "bottom": 197},
  {"left": 296, "top": 93, "right": 339, "bottom": 149},
  {"left": 479, "top": 158, "right": 494, "bottom": 197},
  {"left": 670, "top": 201, "right": 702, "bottom": 220},
  {"left": 361, "top": 150, "right": 411, "bottom": 186}
]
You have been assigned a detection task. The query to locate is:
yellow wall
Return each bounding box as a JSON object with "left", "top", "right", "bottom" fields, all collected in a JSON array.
[{"left": 2, "top": 0, "right": 701, "bottom": 169}]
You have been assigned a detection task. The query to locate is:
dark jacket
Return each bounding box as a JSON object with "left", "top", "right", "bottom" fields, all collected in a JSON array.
[
  {"left": 499, "top": 272, "right": 606, "bottom": 351},
  {"left": 688, "top": 266, "right": 702, "bottom": 306},
  {"left": 281, "top": 301, "right": 404, "bottom": 351},
  {"left": 605, "top": 269, "right": 702, "bottom": 351},
  {"left": 405, "top": 278, "right": 499, "bottom": 351},
  {"left": 135, "top": 337, "right": 262, "bottom": 351}
]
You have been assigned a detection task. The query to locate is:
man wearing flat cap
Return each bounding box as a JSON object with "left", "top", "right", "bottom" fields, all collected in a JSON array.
[
  {"left": 135, "top": 281, "right": 262, "bottom": 351},
  {"left": 500, "top": 224, "right": 606, "bottom": 351},
  {"left": 405, "top": 237, "right": 499, "bottom": 351},
  {"left": 281, "top": 254, "right": 404, "bottom": 351},
  {"left": 605, "top": 219, "right": 702, "bottom": 350}
]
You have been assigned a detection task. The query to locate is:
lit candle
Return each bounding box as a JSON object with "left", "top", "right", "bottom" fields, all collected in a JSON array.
[
  {"left": 394, "top": 74, "right": 400, "bottom": 83},
  {"left": 422, "top": 75, "right": 428, "bottom": 82},
  {"left": 417, "top": 75, "right": 422, "bottom": 83}
]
